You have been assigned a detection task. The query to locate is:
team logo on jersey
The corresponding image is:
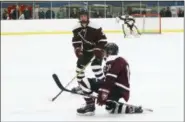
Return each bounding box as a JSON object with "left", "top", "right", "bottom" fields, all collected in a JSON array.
[{"left": 103, "top": 64, "right": 111, "bottom": 74}]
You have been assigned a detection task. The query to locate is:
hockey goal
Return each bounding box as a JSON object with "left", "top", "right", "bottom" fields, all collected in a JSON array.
[{"left": 132, "top": 14, "right": 161, "bottom": 34}]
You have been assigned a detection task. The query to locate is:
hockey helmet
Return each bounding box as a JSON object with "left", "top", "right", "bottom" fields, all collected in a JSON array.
[
  {"left": 104, "top": 43, "right": 119, "bottom": 56},
  {"left": 78, "top": 9, "right": 89, "bottom": 25}
]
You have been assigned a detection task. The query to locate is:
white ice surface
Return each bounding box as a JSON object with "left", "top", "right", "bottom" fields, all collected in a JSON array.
[{"left": 1, "top": 33, "right": 184, "bottom": 121}]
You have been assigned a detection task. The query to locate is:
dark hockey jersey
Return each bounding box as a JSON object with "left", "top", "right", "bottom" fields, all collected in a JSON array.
[
  {"left": 118, "top": 15, "right": 135, "bottom": 26},
  {"left": 119, "top": 15, "right": 135, "bottom": 23},
  {"left": 72, "top": 21, "right": 107, "bottom": 52},
  {"left": 103, "top": 55, "right": 130, "bottom": 101}
]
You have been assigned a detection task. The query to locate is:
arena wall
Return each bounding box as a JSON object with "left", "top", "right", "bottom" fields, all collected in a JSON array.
[{"left": 1, "top": 18, "right": 184, "bottom": 36}]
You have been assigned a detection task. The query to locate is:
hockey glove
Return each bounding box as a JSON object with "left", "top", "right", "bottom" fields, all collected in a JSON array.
[
  {"left": 93, "top": 48, "right": 104, "bottom": 59},
  {"left": 97, "top": 77, "right": 115, "bottom": 105},
  {"left": 97, "top": 88, "right": 110, "bottom": 106},
  {"left": 75, "top": 48, "right": 83, "bottom": 58}
]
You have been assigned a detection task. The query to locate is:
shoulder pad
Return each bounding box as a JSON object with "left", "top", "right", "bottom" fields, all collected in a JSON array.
[
  {"left": 72, "top": 22, "right": 81, "bottom": 31},
  {"left": 88, "top": 21, "right": 101, "bottom": 29},
  {"left": 106, "top": 55, "right": 120, "bottom": 63},
  {"left": 121, "top": 15, "right": 126, "bottom": 19},
  {"left": 129, "top": 16, "right": 134, "bottom": 19}
]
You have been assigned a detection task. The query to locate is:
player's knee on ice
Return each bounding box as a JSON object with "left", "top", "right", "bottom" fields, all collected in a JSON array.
[
  {"left": 105, "top": 100, "right": 143, "bottom": 114},
  {"left": 105, "top": 100, "right": 123, "bottom": 114}
]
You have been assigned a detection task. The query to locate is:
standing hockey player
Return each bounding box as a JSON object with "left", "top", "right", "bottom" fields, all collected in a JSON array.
[
  {"left": 71, "top": 9, "right": 107, "bottom": 93},
  {"left": 116, "top": 14, "right": 141, "bottom": 37},
  {"left": 76, "top": 43, "right": 143, "bottom": 115}
]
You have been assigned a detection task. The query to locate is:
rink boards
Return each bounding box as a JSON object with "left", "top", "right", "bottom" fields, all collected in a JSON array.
[{"left": 1, "top": 18, "right": 184, "bottom": 36}]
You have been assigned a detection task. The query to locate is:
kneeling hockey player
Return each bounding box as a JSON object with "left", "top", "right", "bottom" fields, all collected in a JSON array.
[{"left": 76, "top": 42, "right": 143, "bottom": 115}]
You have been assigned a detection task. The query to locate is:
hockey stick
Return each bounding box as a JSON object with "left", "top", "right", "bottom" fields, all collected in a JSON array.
[
  {"left": 52, "top": 74, "right": 153, "bottom": 112},
  {"left": 52, "top": 29, "right": 98, "bottom": 101},
  {"left": 52, "top": 74, "right": 96, "bottom": 98},
  {"left": 134, "top": 25, "right": 141, "bottom": 35},
  {"left": 51, "top": 59, "right": 93, "bottom": 101},
  {"left": 121, "top": 24, "right": 127, "bottom": 38},
  {"left": 52, "top": 30, "right": 96, "bottom": 101}
]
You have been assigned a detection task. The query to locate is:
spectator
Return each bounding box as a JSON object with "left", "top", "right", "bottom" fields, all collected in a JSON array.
[
  {"left": 33, "top": 4, "right": 39, "bottom": 19},
  {"left": 46, "top": 8, "right": 55, "bottom": 19},
  {"left": 2, "top": 9, "right": 9, "bottom": 20},
  {"left": 11, "top": 5, "right": 20, "bottom": 20},
  {"left": 57, "top": 7, "right": 66, "bottom": 19},
  {"left": 127, "top": 7, "right": 132, "bottom": 15},
  {"left": 94, "top": 11, "right": 101, "bottom": 18},
  {"left": 39, "top": 8, "right": 45, "bottom": 19},
  {"left": 178, "top": 8, "right": 184, "bottom": 17},
  {"left": 142, "top": 8, "right": 146, "bottom": 15},
  {"left": 19, "top": 11, "right": 25, "bottom": 19},
  {"left": 23, "top": 6, "right": 31, "bottom": 19},
  {"left": 160, "top": 8, "right": 165, "bottom": 17},
  {"left": 106, "top": 12, "right": 112, "bottom": 18},
  {"left": 70, "top": 8, "right": 77, "bottom": 18},
  {"left": 4, "top": 13, "right": 10, "bottom": 20},
  {"left": 165, "top": 7, "right": 172, "bottom": 17}
]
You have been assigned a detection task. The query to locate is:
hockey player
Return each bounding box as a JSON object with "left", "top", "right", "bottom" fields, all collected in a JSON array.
[
  {"left": 116, "top": 14, "right": 141, "bottom": 37},
  {"left": 76, "top": 42, "right": 143, "bottom": 115},
  {"left": 71, "top": 9, "right": 107, "bottom": 93}
]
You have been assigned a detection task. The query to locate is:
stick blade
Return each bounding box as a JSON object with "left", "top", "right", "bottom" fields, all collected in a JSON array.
[
  {"left": 52, "top": 74, "right": 63, "bottom": 90},
  {"left": 144, "top": 108, "right": 153, "bottom": 112}
]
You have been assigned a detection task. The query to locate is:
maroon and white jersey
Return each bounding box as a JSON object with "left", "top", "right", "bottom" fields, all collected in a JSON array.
[
  {"left": 103, "top": 55, "right": 130, "bottom": 101},
  {"left": 72, "top": 21, "right": 107, "bottom": 52}
]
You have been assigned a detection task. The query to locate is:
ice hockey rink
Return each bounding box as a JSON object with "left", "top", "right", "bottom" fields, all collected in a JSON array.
[{"left": 1, "top": 33, "right": 184, "bottom": 121}]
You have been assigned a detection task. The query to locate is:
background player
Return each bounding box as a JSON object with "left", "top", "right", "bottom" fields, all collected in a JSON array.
[
  {"left": 71, "top": 9, "right": 107, "bottom": 93},
  {"left": 116, "top": 14, "right": 141, "bottom": 37},
  {"left": 76, "top": 42, "right": 143, "bottom": 115}
]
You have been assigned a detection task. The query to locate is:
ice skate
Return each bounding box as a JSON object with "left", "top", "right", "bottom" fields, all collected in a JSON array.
[
  {"left": 126, "top": 105, "right": 143, "bottom": 114},
  {"left": 77, "top": 103, "right": 95, "bottom": 116}
]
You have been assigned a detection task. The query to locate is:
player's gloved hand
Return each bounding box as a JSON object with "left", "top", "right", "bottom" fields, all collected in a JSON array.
[
  {"left": 75, "top": 48, "right": 83, "bottom": 58},
  {"left": 93, "top": 48, "right": 104, "bottom": 59},
  {"left": 97, "top": 88, "right": 110, "bottom": 106}
]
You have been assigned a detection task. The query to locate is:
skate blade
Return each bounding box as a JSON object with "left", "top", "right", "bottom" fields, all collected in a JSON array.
[{"left": 77, "top": 111, "right": 95, "bottom": 116}]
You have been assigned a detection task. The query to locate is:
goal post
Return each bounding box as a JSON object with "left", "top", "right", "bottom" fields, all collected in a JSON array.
[{"left": 132, "top": 14, "right": 161, "bottom": 34}]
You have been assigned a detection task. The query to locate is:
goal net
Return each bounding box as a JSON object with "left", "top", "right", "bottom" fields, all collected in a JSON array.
[{"left": 132, "top": 14, "right": 161, "bottom": 34}]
